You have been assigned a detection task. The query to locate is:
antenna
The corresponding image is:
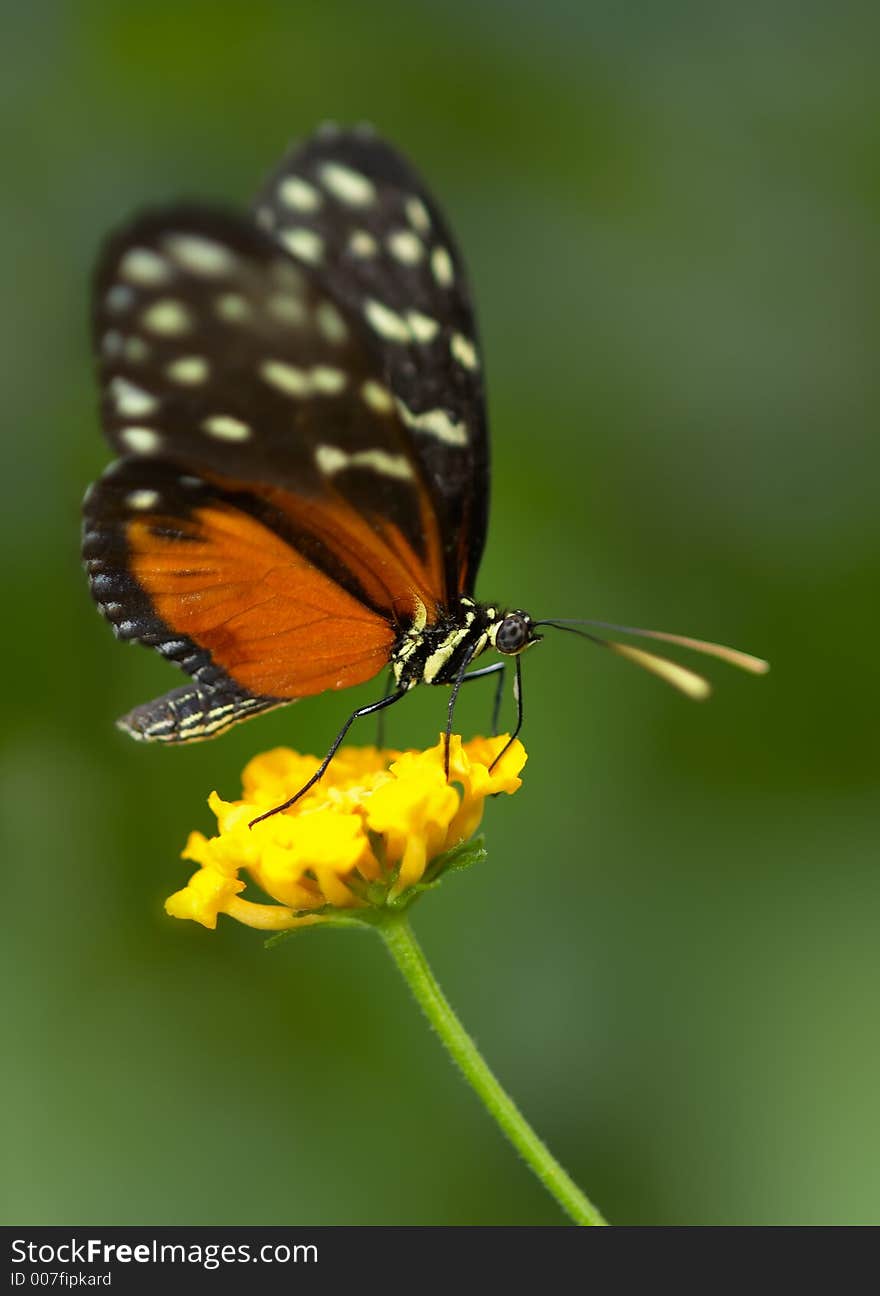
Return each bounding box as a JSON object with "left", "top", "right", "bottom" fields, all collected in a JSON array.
[{"left": 534, "top": 619, "right": 769, "bottom": 699}]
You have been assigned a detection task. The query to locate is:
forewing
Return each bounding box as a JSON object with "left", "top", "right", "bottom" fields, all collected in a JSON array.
[
  {"left": 92, "top": 205, "right": 445, "bottom": 616},
  {"left": 253, "top": 124, "right": 490, "bottom": 595}
]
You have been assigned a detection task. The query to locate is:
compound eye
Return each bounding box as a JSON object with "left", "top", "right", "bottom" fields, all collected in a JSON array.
[{"left": 496, "top": 614, "right": 528, "bottom": 654}]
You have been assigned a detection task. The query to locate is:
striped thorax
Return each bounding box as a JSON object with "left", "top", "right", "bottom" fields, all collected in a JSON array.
[{"left": 392, "top": 599, "right": 540, "bottom": 689}]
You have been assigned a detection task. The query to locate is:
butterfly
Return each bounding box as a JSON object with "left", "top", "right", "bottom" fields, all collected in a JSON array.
[{"left": 82, "top": 123, "right": 768, "bottom": 825}]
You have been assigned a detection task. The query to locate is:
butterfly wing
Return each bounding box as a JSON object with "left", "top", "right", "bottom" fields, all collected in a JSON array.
[
  {"left": 86, "top": 205, "right": 449, "bottom": 739},
  {"left": 83, "top": 457, "right": 400, "bottom": 739},
  {"left": 84, "top": 126, "right": 489, "bottom": 742},
  {"left": 253, "top": 124, "right": 490, "bottom": 595},
  {"left": 91, "top": 205, "right": 446, "bottom": 601}
]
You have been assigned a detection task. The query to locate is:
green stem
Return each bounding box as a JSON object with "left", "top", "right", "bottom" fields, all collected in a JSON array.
[{"left": 378, "top": 914, "right": 608, "bottom": 1226}]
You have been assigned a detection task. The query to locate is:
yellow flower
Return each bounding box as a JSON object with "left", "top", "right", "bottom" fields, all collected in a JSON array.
[{"left": 165, "top": 734, "right": 526, "bottom": 932}]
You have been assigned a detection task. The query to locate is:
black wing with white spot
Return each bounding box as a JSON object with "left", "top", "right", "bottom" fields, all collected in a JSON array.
[
  {"left": 92, "top": 204, "right": 438, "bottom": 559},
  {"left": 253, "top": 124, "right": 490, "bottom": 595}
]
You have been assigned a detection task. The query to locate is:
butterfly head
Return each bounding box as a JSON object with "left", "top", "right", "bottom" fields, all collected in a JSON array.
[{"left": 490, "top": 610, "right": 542, "bottom": 656}]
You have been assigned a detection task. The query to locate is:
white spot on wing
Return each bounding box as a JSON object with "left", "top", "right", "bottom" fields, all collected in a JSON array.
[
  {"left": 280, "top": 227, "right": 324, "bottom": 264},
  {"left": 314, "top": 445, "right": 348, "bottom": 475},
  {"left": 387, "top": 230, "right": 424, "bottom": 265},
  {"left": 126, "top": 489, "right": 160, "bottom": 510},
  {"left": 364, "top": 299, "right": 412, "bottom": 343},
  {"left": 319, "top": 161, "right": 376, "bottom": 207},
  {"left": 100, "top": 460, "right": 130, "bottom": 478},
  {"left": 266, "top": 294, "right": 306, "bottom": 326},
  {"left": 450, "top": 332, "right": 479, "bottom": 370},
  {"left": 405, "top": 196, "right": 431, "bottom": 234},
  {"left": 215, "top": 293, "right": 251, "bottom": 322},
  {"left": 124, "top": 336, "right": 149, "bottom": 363},
  {"left": 407, "top": 311, "right": 439, "bottom": 343},
  {"left": 279, "top": 176, "right": 322, "bottom": 212},
  {"left": 102, "top": 330, "right": 123, "bottom": 357},
  {"left": 431, "top": 246, "right": 454, "bottom": 287},
  {"left": 120, "top": 248, "right": 171, "bottom": 286},
  {"left": 202, "top": 415, "right": 251, "bottom": 441},
  {"left": 396, "top": 399, "right": 468, "bottom": 446},
  {"left": 349, "top": 230, "right": 377, "bottom": 258},
  {"left": 361, "top": 380, "right": 394, "bottom": 414},
  {"left": 166, "top": 355, "right": 209, "bottom": 384},
  {"left": 260, "top": 360, "right": 348, "bottom": 398},
  {"left": 315, "top": 301, "right": 348, "bottom": 344},
  {"left": 311, "top": 366, "right": 347, "bottom": 394},
  {"left": 120, "top": 426, "right": 162, "bottom": 453},
  {"left": 110, "top": 376, "right": 157, "bottom": 417},
  {"left": 166, "top": 234, "right": 235, "bottom": 277},
  {"left": 260, "top": 359, "right": 310, "bottom": 396},
  {"left": 141, "top": 299, "right": 193, "bottom": 335},
  {"left": 315, "top": 445, "right": 413, "bottom": 480},
  {"left": 106, "top": 284, "right": 135, "bottom": 314}
]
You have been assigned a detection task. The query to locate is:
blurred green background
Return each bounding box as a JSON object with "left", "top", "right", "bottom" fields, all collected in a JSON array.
[{"left": 2, "top": 0, "right": 878, "bottom": 1226}]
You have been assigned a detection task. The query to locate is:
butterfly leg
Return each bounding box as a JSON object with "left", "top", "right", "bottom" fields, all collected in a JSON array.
[
  {"left": 450, "top": 660, "right": 507, "bottom": 735},
  {"left": 488, "top": 655, "right": 523, "bottom": 772},
  {"left": 374, "top": 670, "right": 396, "bottom": 748},
  {"left": 489, "top": 664, "right": 506, "bottom": 736},
  {"left": 442, "top": 650, "right": 508, "bottom": 777},
  {"left": 248, "top": 688, "right": 408, "bottom": 828}
]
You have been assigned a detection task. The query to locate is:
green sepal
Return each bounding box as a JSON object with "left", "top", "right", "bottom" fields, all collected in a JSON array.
[
  {"left": 264, "top": 835, "right": 487, "bottom": 949},
  {"left": 420, "top": 834, "right": 487, "bottom": 885},
  {"left": 264, "top": 911, "right": 377, "bottom": 948}
]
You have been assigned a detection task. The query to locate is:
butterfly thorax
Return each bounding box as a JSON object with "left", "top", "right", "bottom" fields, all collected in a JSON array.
[{"left": 392, "top": 598, "right": 537, "bottom": 690}]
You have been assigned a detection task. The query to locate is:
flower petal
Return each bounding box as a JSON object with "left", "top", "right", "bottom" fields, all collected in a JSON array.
[{"left": 167, "top": 736, "right": 525, "bottom": 928}]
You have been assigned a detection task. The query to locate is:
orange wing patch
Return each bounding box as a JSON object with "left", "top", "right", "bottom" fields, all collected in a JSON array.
[
  {"left": 127, "top": 503, "right": 395, "bottom": 699},
  {"left": 264, "top": 479, "right": 446, "bottom": 624}
]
